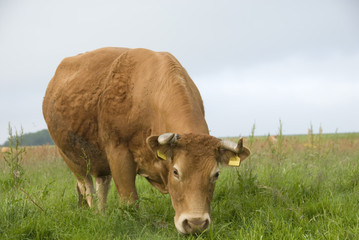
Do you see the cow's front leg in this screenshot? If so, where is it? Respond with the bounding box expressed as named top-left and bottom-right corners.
top-left (107, 143), bottom-right (138, 204)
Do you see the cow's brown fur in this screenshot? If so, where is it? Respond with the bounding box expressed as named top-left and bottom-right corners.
top-left (268, 135), bottom-right (278, 144)
top-left (1, 147), bottom-right (9, 153)
top-left (43, 47), bottom-right (250, 234)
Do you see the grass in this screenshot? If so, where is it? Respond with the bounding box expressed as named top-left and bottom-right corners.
top-left (1, 128), bottom-right (359, 239)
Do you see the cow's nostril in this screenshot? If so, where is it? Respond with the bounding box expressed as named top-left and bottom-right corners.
top-left (182, 217), bottom-right (210, 234)
top-left (202, 219), bottom-right (209, 229)
top-left (182, 219), bottom-right (191, 233)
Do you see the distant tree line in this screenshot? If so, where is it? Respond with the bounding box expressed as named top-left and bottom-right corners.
top-left (1, 129), bottom-right (54, 146)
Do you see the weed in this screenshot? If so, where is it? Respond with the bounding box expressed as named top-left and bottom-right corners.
top-left (267, 120), bottom-right (287, 165)
top-left (2, 124), bottom-right (45, 213)
top-left (3, 124), bottom-right (26, 187)
top-left (248, 122), bottom-right (256, 149)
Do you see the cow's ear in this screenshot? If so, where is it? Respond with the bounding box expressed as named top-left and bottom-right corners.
top-left (218, 138), bottom-right (251, 167)
top-left (146, 133), bottom-right (179, 161)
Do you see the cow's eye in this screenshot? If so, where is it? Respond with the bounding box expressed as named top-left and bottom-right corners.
top-left (213, 171), bottom-right (220, 181)
top-left (173, 168), bottom-right (179, 178)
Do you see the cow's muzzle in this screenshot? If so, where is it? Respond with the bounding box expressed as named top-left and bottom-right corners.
top-left (175, 213), bottom-right (211, 234)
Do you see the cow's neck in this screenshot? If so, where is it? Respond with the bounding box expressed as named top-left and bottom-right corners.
top-left (158, 110), bottom-right (209, 135)
top-left (152, 78), bottom-right (209, 135)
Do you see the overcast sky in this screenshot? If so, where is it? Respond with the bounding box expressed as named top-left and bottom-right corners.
top-left (0, 0), bottom-right (358, 144)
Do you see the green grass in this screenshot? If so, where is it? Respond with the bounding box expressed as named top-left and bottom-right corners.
top-left (1, 131), bottom-right (359, 239)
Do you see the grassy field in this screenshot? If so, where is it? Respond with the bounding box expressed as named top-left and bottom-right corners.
top-left (1, 130), bottom-right (359, 239)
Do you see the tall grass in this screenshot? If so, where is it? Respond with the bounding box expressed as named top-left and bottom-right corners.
top-left (1, 126), bottom-right (359, 239)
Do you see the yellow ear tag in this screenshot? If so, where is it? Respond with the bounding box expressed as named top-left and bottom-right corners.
top-left (228, 156), bottom-right (241, 167)
top-left (157, 150), bottom-right (167, 160)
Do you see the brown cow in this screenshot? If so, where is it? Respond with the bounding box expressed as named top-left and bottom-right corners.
top-left (268, 135), bottom-right (278, 144)
top-left (1, 147), bottom-right (9, 153)
top-left (42, 47), bottom-right (250, 234)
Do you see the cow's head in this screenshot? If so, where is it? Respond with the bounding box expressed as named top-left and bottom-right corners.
top-left (146, 133), bottom-right (250, 234)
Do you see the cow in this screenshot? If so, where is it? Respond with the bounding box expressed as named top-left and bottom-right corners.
top-left (268, 135), bottom-right (278, 144)
top-left (42, 47), bottom-right (251, 234)
top-left (1, 147), bottom-right (9, 153)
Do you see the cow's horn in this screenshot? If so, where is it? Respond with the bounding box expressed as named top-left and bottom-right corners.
top-left (158, 133), bottom-right (180, 145)
top-left (220, 138), bottom-right (244, 154)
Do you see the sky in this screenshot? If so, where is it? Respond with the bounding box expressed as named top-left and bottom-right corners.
top-left (0, 0), bottom-right (358, 144)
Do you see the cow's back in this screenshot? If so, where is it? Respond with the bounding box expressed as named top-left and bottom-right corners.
top-left (43, 47), bottom-right (129, 176)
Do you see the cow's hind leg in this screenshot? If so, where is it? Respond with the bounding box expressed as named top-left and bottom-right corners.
top-left (96, 175), bottom-right (112, 212)
top-left (76, 175), bottom-right (95, 208)
top-left (58, 149), bottom-right (96, 208)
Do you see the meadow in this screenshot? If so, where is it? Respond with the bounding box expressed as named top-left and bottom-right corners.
top-left (1, 128), bottom-right (359, 239)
